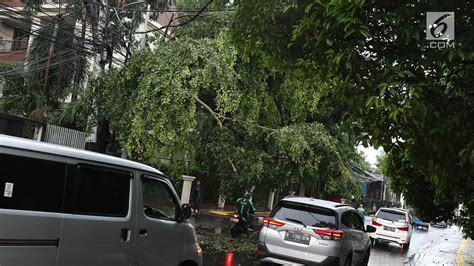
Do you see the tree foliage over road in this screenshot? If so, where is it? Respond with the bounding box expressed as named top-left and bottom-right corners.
top-left (79, 10), bottom-right (362, 200)
top-left (231, 0), bottom-right (473, 237)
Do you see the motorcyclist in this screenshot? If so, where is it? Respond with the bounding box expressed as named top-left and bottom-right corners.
top-left (236, 192), bottom-right (256, 227)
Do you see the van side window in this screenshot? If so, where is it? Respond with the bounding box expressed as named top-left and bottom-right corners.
top-left (0, 154), bottom-right (65, 213)
top-left (142, 177), bottom-right (178, 220)
top-left (65, 164), bottom-right (131, 217)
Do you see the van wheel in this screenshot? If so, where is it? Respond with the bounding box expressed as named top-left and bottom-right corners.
top-left (344, 254), bottom-right (352, 266)
top-left (231, 226), bottom-right (245, 238)
top-left (180, 260), bottom-right (197, 266)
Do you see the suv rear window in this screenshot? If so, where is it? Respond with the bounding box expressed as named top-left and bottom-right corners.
top-left (377, 209), bottom-right (406, 222)
top-left (272, 202), bottom-right (337, 229)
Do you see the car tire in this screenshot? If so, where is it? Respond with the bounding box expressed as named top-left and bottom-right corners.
top-left (231, 226), bottom-right (244, 238)
top-left (402, 241), bottom-right (410, 251)
top-left (344, 254), bottom-right (352, 266)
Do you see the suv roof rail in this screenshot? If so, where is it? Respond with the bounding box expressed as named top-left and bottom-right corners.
top-left (334, 204), bottom-right (352, 208)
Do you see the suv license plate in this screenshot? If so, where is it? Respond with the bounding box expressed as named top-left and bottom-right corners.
top-left (384, 226), bottom-right (395, 232)
top-left (284, 231), bottom-right (310, 245)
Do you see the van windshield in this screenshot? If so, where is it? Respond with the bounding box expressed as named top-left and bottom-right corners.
top-left (272, 202), bottom-right (337, 229)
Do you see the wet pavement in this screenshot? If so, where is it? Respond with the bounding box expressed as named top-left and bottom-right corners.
top-left (192, 213), bottom-right (469, 265)
top-left (369, 224), bottom-right (464, 265)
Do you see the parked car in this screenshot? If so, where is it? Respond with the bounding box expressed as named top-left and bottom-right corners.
top-left (369, 207), bottom-right (413, 250)
top-left (257, 196), bottom-right (376, 266)
top-left (412, 216), bottom-right (430, 230)
top-left (432, 216), bottom-right (452, 228)
top-left (0, 134), bottom-right (201, 266)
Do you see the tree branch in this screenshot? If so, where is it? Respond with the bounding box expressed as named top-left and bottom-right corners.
top-left (195, 96), bottom-right (223, 127)
top-left (135, 0), bottom-right (214, 34)
top-left (195, 96), bottom-right (236, 172)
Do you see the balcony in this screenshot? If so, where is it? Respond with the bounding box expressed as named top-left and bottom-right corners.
top-left (0, 38), bottom-right (28, 62)
top-left (0, 0), bottom-right (25, 8)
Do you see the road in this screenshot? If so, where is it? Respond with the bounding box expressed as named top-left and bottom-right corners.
top-left (368, 224), bottom-right (464, 265)
top-left (193, 214), bottom-right (468, 265)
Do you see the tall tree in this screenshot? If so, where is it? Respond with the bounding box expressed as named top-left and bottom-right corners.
top-left (79, 10), bottom-right (362, 199)
top-left (232, 0), bottom-right (474, 237)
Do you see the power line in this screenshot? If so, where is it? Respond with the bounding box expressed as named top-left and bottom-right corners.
top-left (0, 48), bottom-right (80, 77)
top-left (0, 8), bottom-right (98, 56)
top-left (0, 8), bottom-right (126, 66)
top-left (1, 64), bottom-right (77, 93)
top-left (134, 0), bottom-right (215, 34)
top-left (1, 6), bottom-right (101, 50)
top-left (0, 3), bottom-right (125, 57)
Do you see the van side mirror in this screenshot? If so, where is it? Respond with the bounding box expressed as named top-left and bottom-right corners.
top-left (180, 203), bottom-right (192, 221)
top-left (366, 225), bottom-right (377, 233)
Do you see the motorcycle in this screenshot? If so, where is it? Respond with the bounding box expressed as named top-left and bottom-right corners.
top-left (230, 212), bottom-right (253, 238)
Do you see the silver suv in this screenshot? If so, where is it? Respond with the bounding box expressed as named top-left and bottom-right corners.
top-left (257, 197), bottom-right (376, 265)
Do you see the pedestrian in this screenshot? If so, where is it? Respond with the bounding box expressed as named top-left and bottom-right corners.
top-left (191, 180), bottom-right (204, 214)
top-left (357, 204), bottom-right (366, 220)
top-left (372, 203), bottom-right (377, 212)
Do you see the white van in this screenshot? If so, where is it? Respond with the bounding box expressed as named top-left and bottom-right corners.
top-left (0, 134), bottom-right (202, 266)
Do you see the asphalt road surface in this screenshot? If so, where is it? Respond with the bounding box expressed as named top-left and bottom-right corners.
top-left (365, 217), bottom-right (462, 265)
top-left (368, 224), bottom-right (465, 265)
top-left (194, 214), bottom-right (467, 265)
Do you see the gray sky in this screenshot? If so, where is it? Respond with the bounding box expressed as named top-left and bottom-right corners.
top-left (357, 145), bottom-right (385, 168)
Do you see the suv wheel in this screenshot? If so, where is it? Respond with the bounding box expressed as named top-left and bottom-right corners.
top-left (362, 248), bottom-right (370, 266)
top-left (403, 241), bottom-right (410, 251)
top-left (344, 254), bottom-right (352, 266)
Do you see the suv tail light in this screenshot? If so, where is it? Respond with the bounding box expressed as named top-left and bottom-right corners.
top-left (398, 226), bottom-right (409, 231)
top-left (263, 217), bottom-right (285, 228)
top-left (256, 248), bottom-right (266, 254)
top-left (372, 219), bottom-right (382, 226)
top-left (314, 229), bottom-right (344, 240)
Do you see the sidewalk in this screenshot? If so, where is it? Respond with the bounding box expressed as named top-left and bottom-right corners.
top-left (463, 238), bottom-right (474, 266)
top-left (201, 209), bottom-right (270, 218)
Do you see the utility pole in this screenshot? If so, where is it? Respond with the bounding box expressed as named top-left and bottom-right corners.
top-left (43, 20), bottom-right (59, 107)
top-left (72, 6), bottom-right (87, 102)
top-left (93, 0), bottom-right (108, 74)
top-left (139, 3), bottom-right (150, 49)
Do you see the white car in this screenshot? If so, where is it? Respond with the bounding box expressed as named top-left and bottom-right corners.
top-left (369, 207), bottom-right (413, 250)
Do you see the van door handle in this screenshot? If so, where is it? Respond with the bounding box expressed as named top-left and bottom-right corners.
top-left (139, 229), bottom-right (148, 236)
top-left (120, 228), bottom-right (131, 242)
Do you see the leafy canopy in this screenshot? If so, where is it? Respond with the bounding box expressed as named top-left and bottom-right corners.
top-left (232, 0), bottom-right (473, 237)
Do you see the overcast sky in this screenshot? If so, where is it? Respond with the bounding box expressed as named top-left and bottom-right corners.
top-left (357, 145), bottom-right (385, 168)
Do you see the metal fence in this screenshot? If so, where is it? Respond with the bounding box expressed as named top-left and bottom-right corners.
top-left (44, 124), bottom-right (86, 149)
